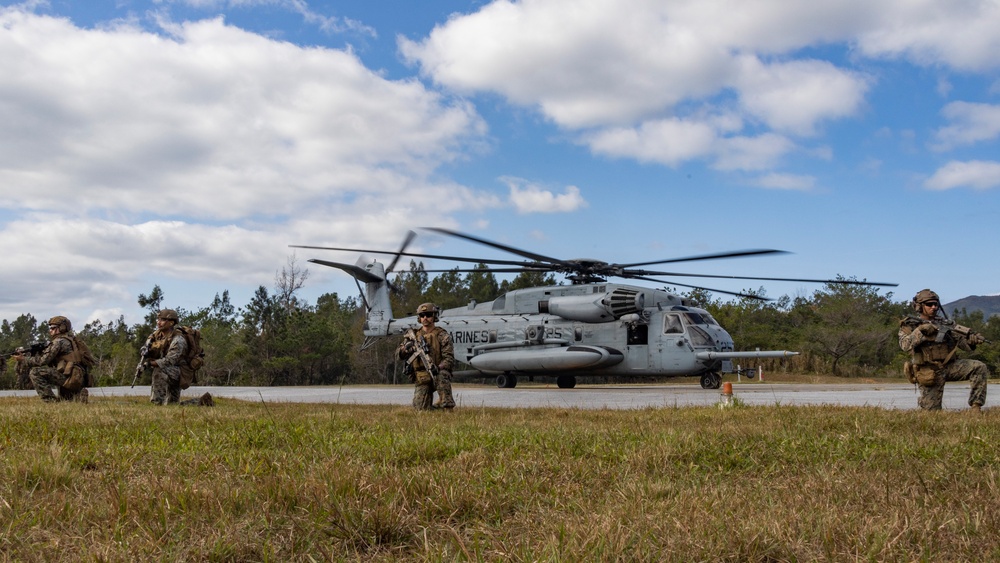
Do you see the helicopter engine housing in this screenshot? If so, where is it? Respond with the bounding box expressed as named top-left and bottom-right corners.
top-left (539, 288), bottom-right (644, 323)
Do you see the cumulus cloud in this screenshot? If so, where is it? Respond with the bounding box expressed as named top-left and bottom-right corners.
top-left (734, 57), bottom-right (869, 136)
top-left (0, 12), bottom-right (484, 219)
top-left (583, 118), bottom-right (718, 166)
top-left (931, 102), bottom-right (1000, 151)
top-left (0, 7), bottom-right (490, 322)
top-left (503, 177), bottom-right (588, 214)
top-left (401, 0), bottom-right (999, 169)
top-left (924, 160), bottom-right (1000, 191)
top-left (854, 0), bottom-right (1000, 71)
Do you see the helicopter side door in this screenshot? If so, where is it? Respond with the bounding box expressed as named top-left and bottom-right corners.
top-left (649, 312), bottom-right (695, 374)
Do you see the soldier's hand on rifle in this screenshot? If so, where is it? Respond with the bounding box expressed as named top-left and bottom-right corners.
top-left (918, 323), bottom-right (938, 336)
top-left (402, 340), bottom-right (416, 354)
top-left (969, 333), bottom-right (987, 345)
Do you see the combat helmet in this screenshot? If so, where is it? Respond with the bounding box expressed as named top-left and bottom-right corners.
top-left (157, 309), bottom-right (180, 322)
top-left (911, 289), bottom-right (940, 312)
top-left (48, 315), bottom-right (72, 333)
top-left (416, 302), bottom-right (439, 321)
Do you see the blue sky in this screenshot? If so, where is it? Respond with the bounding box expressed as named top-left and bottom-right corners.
top-left (1, 0), bottom-right (999, 327)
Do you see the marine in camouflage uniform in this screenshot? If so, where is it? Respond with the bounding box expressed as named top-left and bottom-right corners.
top-left (396, 302), bottom-right (455, 410)
top-left (147, 309), bottom-right (188, 405)
top-left (17, 316), bottom-right (88, 403)
top-left (898, 289), bottom-right (988, 411)
top-left (15, 356), bottom-right (32, 390)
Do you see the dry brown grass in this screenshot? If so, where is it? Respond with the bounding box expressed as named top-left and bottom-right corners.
top-left (1, 395), bottom-right (998, 561)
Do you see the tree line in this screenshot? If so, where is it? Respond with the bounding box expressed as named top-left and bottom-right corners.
top-left (3, 258), bottom-right (999, 389)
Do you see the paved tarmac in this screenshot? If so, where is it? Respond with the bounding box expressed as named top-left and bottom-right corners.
top-left (2, 381), bottom-right (988, 410)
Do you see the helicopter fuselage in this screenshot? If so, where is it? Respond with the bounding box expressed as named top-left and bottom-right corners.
top-left (382, 282), bottom-right (793, 388)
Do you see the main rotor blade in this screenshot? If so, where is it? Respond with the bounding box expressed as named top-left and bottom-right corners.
top-left (290, 244), bottom-right (543, 268)
top-left (629, 275), bottom-right (772, 301)
top-left (422, 227), bottom-right (573, 267)
top-left (624, 269), bottom-right (898, 287)
top-left (618, 249), bottom-right (789, 268)
top-left (416, 267), bottom-right (554, 275)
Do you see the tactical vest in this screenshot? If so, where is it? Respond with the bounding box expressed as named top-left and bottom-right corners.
top-left (148, 328), bottom-right (176, 360)
top-left (901, 321), bottom-right (957, 367)
top-left (422, 329), bottom-right (443, 367)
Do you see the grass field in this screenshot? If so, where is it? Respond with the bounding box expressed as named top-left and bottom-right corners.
top-left (1, 394), bottom-right (997, 561)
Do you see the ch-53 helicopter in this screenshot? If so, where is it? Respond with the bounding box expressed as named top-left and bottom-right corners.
top-left (292, 228), bottom-right (896, 390)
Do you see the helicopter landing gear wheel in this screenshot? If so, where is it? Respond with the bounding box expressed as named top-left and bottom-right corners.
top-left (556, 375), bottom-right (577, 389)
top-left (700, 372), bottom-right (722, 390)
top-left (496, 373), bottom-right (518, 388)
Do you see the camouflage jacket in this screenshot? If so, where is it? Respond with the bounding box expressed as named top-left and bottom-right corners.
top-left (148, 328), bottom-right (187, 370)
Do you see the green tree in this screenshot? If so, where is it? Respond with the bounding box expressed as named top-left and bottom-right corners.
top-left (424, 268), bottom-right (467, 309)
top-left (77, 316), bottom-right (135, 386)
top-left (137, 285), bottom-right (164, 328)
top-left (466, 263), bottom-right (500, 304)
top-left (800, 279), bottom-right (898, 376)
top-left (499, 271), bottom-right (558, 293)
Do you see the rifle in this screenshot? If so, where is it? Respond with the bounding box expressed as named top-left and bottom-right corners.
top-left (1, 341), bottom-right (47, 362)
top-left (403, 329), bottom-right (439, 387)
top-left (131, 338), bottom-right (152, 387)
top-left (906, 316), bottom-right (992, 345)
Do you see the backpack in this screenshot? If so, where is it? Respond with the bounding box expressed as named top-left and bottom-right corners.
top-left (61, 335), bottom-right (98, 391)
top-left (176, 326), bottom-right (205, 389)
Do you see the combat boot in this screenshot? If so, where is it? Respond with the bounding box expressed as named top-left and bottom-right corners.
top-left (199, 392), bottom-right (214, 407)
top-left (76, 388), bottom-right (89, 404)
top-left (970, 404), bottom-right (982, 414)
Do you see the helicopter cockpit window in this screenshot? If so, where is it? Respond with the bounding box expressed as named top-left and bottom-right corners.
top-left (687, 326), bottom-right (714, 347)
top-left (682, 312), bottom-right (706, 325)
top-left (664, 314), bottom-right (683, 334)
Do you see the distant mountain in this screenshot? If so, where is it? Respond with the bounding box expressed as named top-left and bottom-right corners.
top-left (943, 295), bottom-right (1000, 319)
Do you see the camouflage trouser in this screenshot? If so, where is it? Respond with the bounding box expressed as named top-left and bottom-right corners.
top-left (412, 378), bottom-right (434, 410)
top-left (918, 358), bottom-right (989, 410)
top-left (150, 366), bottom-right (181, 405)
top-left (434, 370), bottom-right (455, 409)
top-left (29, 366), bottom-right (77, 402)
top-left (16, 360), bottom-right (32, 390)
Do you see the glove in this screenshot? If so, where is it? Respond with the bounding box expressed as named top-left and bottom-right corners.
top-left (969, 333), bottom-right (986, 345)
top-left (918, 323), bottom-right (938, 336)
top-left (402, 341), bottom-right (416, 354)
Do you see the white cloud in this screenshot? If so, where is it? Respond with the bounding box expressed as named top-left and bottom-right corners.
top-left (401, 0), bottom-right (999, 170)
top-left (855, 0), bottom-right (1000, 71)
top-left (583, 118), bottom-right (718, 166)
top-left (0, 12), bottom-right (486, 219)
top-left (503, 178), bottom-right (588, 214)
top-left (713, 133), bottom-right (796, 172)
top-left (924, 160), bottom-right (1000, 191)
top-left (931, 102), bottom-right (1000, 151)
top-left (734, 57), bottom-right (869, 136)
top-left (0, 8), bottom-right (492, 323)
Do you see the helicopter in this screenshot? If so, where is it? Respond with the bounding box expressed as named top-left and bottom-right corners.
top-left (291, 228), bottom-right (897, 390)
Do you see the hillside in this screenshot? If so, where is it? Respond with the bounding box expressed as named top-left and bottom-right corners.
top-left (943, 294), bottom-right (1000, 319)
